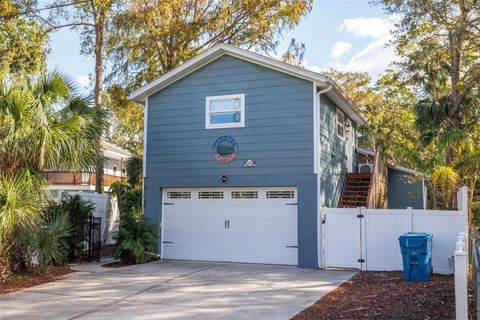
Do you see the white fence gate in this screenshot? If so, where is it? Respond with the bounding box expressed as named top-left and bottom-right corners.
top-left (320, 187), bottom-right (468, 274)
top-left (322, 207), bottom-right (364, 269)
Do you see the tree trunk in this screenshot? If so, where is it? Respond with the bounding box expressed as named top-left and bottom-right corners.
top-left (445, 17), bottom-right (466, 167)
top-left (94, 9), bottom-right (105, 194)
top-left (115, 183), bottom-right (125, 218)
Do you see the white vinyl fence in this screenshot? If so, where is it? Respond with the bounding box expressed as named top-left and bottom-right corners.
top-left (455, 232), bottom-right (468, 320)
top-left (320, 187), bottom-right (468, 274)
top-left (65, 191), bottom-right (119, 245)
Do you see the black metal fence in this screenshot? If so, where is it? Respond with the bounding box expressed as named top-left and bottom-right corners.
top-left (87, 216), bottom-right (102, 262)
top-left (471, 227), bottom-right (480, 319)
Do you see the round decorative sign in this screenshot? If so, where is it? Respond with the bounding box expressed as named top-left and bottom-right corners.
top-left (213, 136), bottom-right (238, 164)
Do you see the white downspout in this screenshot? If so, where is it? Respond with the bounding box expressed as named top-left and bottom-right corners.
top-left (316, 85), bottom-right (333, 176)
top-left (317, 85), bottom-right (333, 98)
top-left (316, 85), bottom-right (332, 269)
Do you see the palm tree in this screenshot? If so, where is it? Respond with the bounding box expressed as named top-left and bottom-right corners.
top-left (0, 71), bottom-right (105, 281)
top-left (0, 71), bottom-right (104, 174)
top-left (414, 91), bottom-right (480, 210)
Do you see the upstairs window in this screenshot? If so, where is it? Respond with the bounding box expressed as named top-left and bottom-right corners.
top-left (206, 94), bottom-right (245, 129)
top-left (337, 108), bottom-right (345, 140)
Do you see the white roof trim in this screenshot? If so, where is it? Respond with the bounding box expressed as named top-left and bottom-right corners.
top-left (389, 164), bottom-right (426, 177)
top-left (129, 44), bottom-right (367, 125)
top-left (323, 85), bottom-right (367, 125)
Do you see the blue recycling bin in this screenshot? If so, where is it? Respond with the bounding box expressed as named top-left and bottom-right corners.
top-left (398, 232), bottom-right (433, 282)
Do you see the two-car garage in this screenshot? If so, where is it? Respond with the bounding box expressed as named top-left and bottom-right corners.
top-left (162, 188), bottom-right (298, 265)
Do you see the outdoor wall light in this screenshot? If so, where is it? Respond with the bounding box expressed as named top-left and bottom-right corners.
top-left (220, 175), bottom-right (228, 183)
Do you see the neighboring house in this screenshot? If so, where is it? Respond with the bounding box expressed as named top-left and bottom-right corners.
top-left (130, 44), bottom-right (413, 269)
top-left (44, 141), bottom-right (131, 200)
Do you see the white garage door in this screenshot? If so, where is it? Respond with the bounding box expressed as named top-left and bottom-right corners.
top-left (162, 188), bottom-right (298, 265)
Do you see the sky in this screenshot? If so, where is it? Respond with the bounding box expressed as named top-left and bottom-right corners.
top-left (46, 0), bottom-right (397, 93)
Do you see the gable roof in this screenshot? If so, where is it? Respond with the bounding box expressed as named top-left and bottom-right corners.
top-left (129, 44), bottom-right (367, 125)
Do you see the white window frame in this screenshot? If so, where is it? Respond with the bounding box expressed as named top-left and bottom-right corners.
top-left (336, 108), bottom-right (346, 140)
top-left (205, 94), bottom-right (245, 129)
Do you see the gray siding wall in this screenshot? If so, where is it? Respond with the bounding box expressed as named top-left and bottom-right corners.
top-left (318, 96), bottom-right (356, 207)
top-left (144, 55), bottom-right (318, 268)
top-left (387, 168), bottom-right (424, 209)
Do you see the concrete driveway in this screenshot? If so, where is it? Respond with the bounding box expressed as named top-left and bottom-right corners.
top-left (0, 260), bottom-right (355, 320)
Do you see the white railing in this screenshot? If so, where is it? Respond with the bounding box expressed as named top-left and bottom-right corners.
top-left (320, 187), bottom-right (468, 274)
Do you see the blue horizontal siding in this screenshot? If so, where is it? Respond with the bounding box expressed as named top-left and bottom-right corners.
top-left (147, 115), bottom-right (313, 130)
top-left (148, 140), bottom-right (313, 155)
top-left (148, 104), bottom-right (313, 122)
top-left (146, 55), bottom-right (314, 178)
top-left (148, 157), bottom-right (313, 169)
top-left (147, 149), bottom-right (313, 162)
top-left (318, 95), bottom-right (356, 207)
top-left (144, 54), bottom-right (318, 268)
top-left (148, 122), bottom-right (313, 135)
top-left (148, 131), bottom-right (313, 143)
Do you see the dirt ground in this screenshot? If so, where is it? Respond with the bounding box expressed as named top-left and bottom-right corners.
top-left (0, 266), bottom-right (72, 295)
top-left (293, 271), bottom-right (455, 320)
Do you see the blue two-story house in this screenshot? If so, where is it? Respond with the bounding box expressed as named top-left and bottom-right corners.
top-left (130, 44), bottom-right (422, 269)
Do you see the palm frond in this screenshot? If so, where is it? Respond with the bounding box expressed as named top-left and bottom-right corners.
top-left (437, 128), bottom-right (471, 152)
top-left (0, 170), bottom-right (46, 239)
top-left (27, 212), bottom-right (71, 273)
top-left (431, 165), bottom-right (459, 206)
top-left (0, 71), bottom-right (103, 172)
top-left (414, 96), bottom-right (451, 133)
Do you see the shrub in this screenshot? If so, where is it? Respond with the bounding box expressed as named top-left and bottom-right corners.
top-left (126, 157), bottom-right (143, 187)
top-left (7, 227), bottom-right (31, 273)
top-left (60, 194), bottom-right (95, 259)
top-left (113, 213), bottom-right (156, 264)
top-left (121, 187), bottom-right (142, 214)
top-left (110, 181), bottom-right (142, 216)
top-left (27, 212), bottom-right (71, 273)
top-left (0, 170), bottom-right (46, 281)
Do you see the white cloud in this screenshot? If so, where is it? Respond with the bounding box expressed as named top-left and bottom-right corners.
top-left (340, 17), bottom-right (394, 39)
top-left (344, 35), bottom-right (396, 77)
top-left (76, 74), bottom-right (90, 88)
top-left (305, 63), bottom-right (323, 74)
top-left (331, 16), bottom-right (398, 78)
top-left (331, 41), bottom-right (351, 59)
